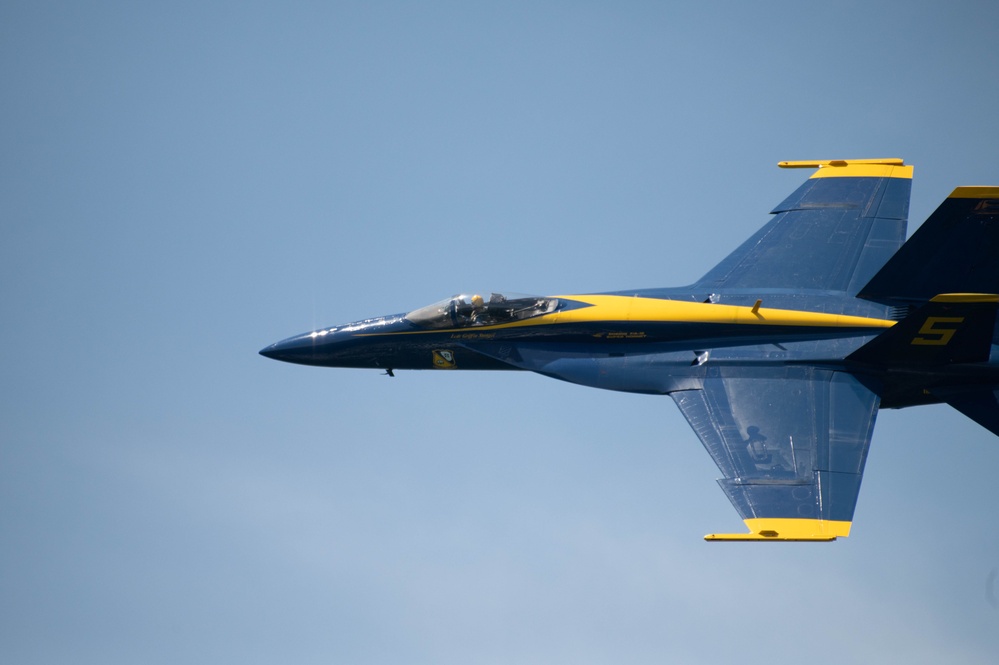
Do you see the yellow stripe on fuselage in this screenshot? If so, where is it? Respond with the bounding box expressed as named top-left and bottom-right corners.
top-left (544, 295), bottom-right (895, 330)
top-left (367, 295), bottom-right (894, 337)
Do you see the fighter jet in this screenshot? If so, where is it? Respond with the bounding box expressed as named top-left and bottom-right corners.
top-left (261, 159), bottom-right (999, 541)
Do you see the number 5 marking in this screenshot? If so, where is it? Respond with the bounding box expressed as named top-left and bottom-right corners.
top-left (911, 316), bottom-right (964, 346)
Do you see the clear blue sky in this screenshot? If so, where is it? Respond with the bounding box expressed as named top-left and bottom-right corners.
top-left (3, 2), bottom-right (999, 663)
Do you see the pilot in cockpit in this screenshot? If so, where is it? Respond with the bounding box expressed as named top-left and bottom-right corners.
top-left (469, 294), bottom-right (486, 323)
top-left (452, 294), bottom-right (487, 326)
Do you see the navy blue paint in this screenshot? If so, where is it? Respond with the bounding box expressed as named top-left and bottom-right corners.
top-left (859, 193), bottom-right (999, 304)
top-left (261, 172), bottom-right (999, 529)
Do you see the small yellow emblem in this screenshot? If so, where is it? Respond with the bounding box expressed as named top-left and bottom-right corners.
top-left (432, 349), bottom-right (456, 369)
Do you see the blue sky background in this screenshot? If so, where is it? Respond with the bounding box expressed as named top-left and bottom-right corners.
top-left (3, 1), bottom-right (999, 663)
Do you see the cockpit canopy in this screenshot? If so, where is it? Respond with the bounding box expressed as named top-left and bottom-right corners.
top-left (405, 292), bottom-right (560, 329)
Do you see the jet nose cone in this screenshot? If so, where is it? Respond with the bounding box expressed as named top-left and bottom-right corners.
top-left (258, 333), bottom-right (321, 365)
top-left (258, 343), bottom-right (282, 360)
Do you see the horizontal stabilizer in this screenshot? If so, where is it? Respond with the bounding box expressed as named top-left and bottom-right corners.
top-left (847, 294), bottom-right (999, 366)
top-left (934, 386), bottom-right (999, 437)
top-left (859, 187), bottom-right (999, 305)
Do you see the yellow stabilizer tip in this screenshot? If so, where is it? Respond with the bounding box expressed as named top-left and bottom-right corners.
top-left (950, 186), bottom-right (999, 199)
top-left (704, 518), bottom-right (851, 542)
top-left (930, 293), bottom-right (999, 303)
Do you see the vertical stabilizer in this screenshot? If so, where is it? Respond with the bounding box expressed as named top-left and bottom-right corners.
top-left (858, 187), bottom-right (999, 305)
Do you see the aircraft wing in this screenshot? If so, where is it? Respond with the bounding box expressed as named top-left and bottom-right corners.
top-left (669, 369), bottom-right (880, 541)
top-left (694, 160), bottom-right (912, 295)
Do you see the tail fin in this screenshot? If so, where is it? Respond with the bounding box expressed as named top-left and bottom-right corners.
top-left (847, 294), bottom-right (999, 366)
top-left (694, 159), bottom-right (912, 294)
top-left (858, 187), bottom-right (999, 305)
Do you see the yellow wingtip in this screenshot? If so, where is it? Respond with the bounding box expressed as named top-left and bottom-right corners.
top-left (704, 533), bottom-right (838, 542)
top-left (778, 158), bottom-right (904, 168)
top-left (778, 159), bottom-right (911, 180)
top-left (704, 518), bottom-right (851, 542)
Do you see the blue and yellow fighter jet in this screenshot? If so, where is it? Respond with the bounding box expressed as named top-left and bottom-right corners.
top-left (261, 159), bottom-right (999, 541)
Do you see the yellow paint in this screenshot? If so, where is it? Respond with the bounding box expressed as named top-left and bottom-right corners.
top-left (544, 295), bottom-right (895, 330)
top-left (949, 186), bottom-right (999, 199)
top-left (370, 295), bottom-right (896, 337)
top-left (930, 293), bottom-right (999, 303)
top-left (778, 158), bottom-right (911, 180)
top-left (811, 163), bottom-right (912, 180)
top-left (432, 350), bottom-right (456, 368)
top-left (779, 158), bottom-right (904, 168)
top-left (705, 518), bottom-right (852, 542)
top-left (911, 316), bottom-right (964, 346)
